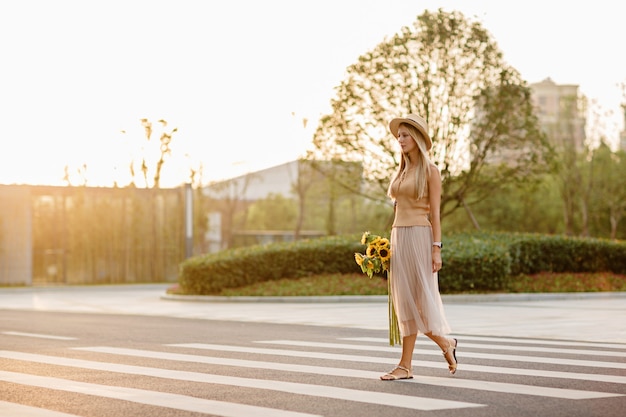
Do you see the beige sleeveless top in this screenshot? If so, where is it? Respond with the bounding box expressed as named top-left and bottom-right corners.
top-left (390, 167), bottom-right (431, 227)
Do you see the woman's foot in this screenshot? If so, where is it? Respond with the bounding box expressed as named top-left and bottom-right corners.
top-left (442, 338), bottom-right (458, 374)
top-left (380, 365), bottom-right (413, 380)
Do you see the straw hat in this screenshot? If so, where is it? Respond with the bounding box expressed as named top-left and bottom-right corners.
top-left (389, 114), bottom-right (432, 150)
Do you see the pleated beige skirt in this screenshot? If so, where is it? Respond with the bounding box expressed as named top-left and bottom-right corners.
top-left (389, 226), bottom-right (452, 337)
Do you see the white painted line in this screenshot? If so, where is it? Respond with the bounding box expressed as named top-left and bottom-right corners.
top-left (2, 331), bottom-right (77, 341)
top-left (0, 370), bottom-right (319, 417)
top-left (343, 336), bottom-right (626, 350)
top-left (169, 343), bottom-right (626, 385)
top-left (258, 340), bottom-right (626, 369)
top-left (0, 400), bottom-right (82, 417)
top-left (0, 351), bottom-right (482, 411)
top-left (74, 346), bottom-right (622, 400)
top-left (341, 337), bottom-right (626, 357)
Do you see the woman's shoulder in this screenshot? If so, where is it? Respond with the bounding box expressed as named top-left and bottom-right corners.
top-left (428, 162), bottom-right (440, 174)
top-left (427, 163), bottom-right (441, 182)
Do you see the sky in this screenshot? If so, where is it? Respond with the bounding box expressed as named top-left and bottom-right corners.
top-left (1, 0), bottom-right (624, 187)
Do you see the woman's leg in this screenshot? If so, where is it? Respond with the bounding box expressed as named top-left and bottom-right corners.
top-left (426, 332), bottom-right (457, 374)
top-left (380, 333), bottom-right (417, 380)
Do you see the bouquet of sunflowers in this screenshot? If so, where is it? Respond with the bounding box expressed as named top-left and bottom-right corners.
top-left (355, 231), bottom-right (401, 346)
top-left (354, 231), bottom-right (391, 278)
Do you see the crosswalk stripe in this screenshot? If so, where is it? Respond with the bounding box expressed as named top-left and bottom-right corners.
top-left (1, 331), bottom-right (77, 341)
top-left (258, 340), bottom-right (626, 369)
top-left (0, 400), bottom-right (82, 417)
top-left (0, 351), bottom-right (482, 411)
top-left (169, 343), bottom-right (626, 385)
top-left (0, 370), bottom-right (319, 417)
top-left (72, 346), bottom-right (622, 400)
top-left (424, 339), bottom-right (626, 357)
top-left (342, 337), bottom-right (626, 357)
top-left (343, 336), bottom-right (626, 351)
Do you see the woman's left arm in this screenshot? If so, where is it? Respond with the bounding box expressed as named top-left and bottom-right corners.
top-left (428, 164), bottom-right (442, 273)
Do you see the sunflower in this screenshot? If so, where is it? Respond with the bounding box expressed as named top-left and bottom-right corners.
top-left (354, 232), bottom-right (391, 279)
top-left (353, 231), bottom-right (398, 346)
top-left (377, 237), bottom-right (390, 249)
top-left (378, 246), bottom-right (390, 262)
top-left (354, 253), bottom-right (364, 266)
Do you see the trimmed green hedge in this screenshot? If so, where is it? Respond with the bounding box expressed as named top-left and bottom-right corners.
top-left (507, 234), bottom-right (626, 275)
top-left (437, 233), bottom-right (511, 292)
top-left (177, 232), bottom-right (626, 295)
top-left (178, 235), bottom-right (364, 295)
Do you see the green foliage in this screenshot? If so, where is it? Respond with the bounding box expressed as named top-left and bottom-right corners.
top-left (508, 233), bottom-right (626, 275)
top-left (308, 8), bottom-right (552, 219)
top-left (437, 233), bottom-right (511, 292)
top-left (444, 173), bottom-right (564, 235)
top-left (218, 273), bottom-right (389, 297)
top-left (178, 231), bottom-right (626, 295)
top-left (587, 146), bottom-right (626, 239)
top-left (243, 193), bottom-right (298, 230)
top-left (508, 272), bottom-right (626, 293)
top-left (178, 234), bottom-right (364, 295)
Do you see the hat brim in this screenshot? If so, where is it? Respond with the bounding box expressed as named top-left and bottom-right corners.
top-left (389, 117), bottom-right (432, 150)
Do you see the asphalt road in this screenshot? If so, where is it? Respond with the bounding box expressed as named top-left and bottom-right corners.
top-left (1, 310), bottom-right (624, 417)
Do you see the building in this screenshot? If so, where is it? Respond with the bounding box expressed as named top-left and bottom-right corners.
top-left (203, 160), bottom-right (301, 203)
top-left (201, 161), bottom-right (303, 252)
top-left (530, 77), bottom-right (586, 152)
top-left (201, 159), bottom-right (363, 251)
top-left (480, 77), bottom-right (587, 166)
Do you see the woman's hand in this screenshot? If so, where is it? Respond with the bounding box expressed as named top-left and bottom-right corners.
top-left (432, 248), bottom-right (442, 273)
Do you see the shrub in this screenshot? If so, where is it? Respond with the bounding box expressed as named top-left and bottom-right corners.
top-left (438, 233), bottom-right (511, 292)
top-left (177, 232), bottom-right (626, 295)
top-left (178, 234), bottom-right (364, 295)
top-left (507, 234), bottom-right (626, 275)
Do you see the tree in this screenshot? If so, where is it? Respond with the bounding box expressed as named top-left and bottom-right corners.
top-left (138, 118), bottom-right (178, 189)
top-left (245, 193), bottom-right (297, 230)
top-left (291, 159), bottom-right (325, 239)
top-left (589, 145), bottom-right (626, 239)
top-left (549, 95), bottom-right (585, 235)
top-left (204, 173), bottom-right (257, 249)
top-left (308, 9), bottom-right (552, 222)
top-left (121, 118), bottom-right (178, 188)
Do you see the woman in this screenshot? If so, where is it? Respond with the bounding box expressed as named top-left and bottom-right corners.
top-left (380, 113), bottom-right (457, 380)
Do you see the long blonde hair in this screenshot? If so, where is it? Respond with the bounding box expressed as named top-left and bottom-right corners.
top-left (387, 123), bottom-right (432, 200)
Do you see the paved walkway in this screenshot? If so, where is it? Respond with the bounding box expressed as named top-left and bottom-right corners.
top-left (1, 284), bottom-right (625, 344)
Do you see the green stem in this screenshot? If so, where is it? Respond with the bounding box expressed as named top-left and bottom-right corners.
top-left (387, 275), bottom-right (401, 346)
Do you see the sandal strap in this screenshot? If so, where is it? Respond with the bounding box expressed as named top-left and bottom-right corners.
top-left (442, 339), bottom-right (457, 355)
top-left (442, 346), bottom-right (455, 355)
top-left (395, 365), bottom-right (411, 373)
top-left (387, 365), bottom-right (412, 377)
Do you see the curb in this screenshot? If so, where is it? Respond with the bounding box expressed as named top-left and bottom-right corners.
top-left (161, 294), bottom-right (389, 303)
top-left (161, 291), bottom-right (626, 304)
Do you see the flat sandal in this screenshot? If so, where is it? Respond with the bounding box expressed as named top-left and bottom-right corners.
top-left (380, 365), bottom-right (413, 380)
top-left (442, 338), bottom-right (458, 374)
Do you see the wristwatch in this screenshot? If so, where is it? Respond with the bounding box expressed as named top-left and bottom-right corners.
top-left (432, 242), bottom-right (443, 249)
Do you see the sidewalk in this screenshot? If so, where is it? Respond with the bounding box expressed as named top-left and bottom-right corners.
top-left (1, 284), bottom-right (625, 344)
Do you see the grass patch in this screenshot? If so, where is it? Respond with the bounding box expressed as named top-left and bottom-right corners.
top-left (506, 272), bottom-right (626, 293)
top-left (218, 273), bottom-right (388, 296)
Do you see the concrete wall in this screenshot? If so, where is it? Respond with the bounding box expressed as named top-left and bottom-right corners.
top-left (0, 185), bottom-right (32, 285)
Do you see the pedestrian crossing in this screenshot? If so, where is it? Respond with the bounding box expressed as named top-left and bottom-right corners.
top-left (0, 335), bottom-right (624, 416)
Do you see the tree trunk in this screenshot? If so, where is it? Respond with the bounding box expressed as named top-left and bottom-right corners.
top-left (461, 198), bottom-right (481, 231)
